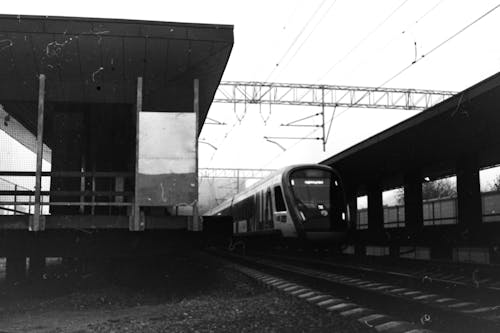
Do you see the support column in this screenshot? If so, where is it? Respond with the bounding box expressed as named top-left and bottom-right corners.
top-left (367, 182), bottom-right (384, 237)
top-left (6, 256), bottom-right (26, 284)
top-left (192, 78), bottom-right (200, 231)
top-left (456, 153), bottom-right (482, 237)
top-left (32, 74), bottom-right (46, 232)
top-left (321, 86), bottom-right (326, 152)
top-left (404, 170), bottom-right (423, 241)
top-left (347, 192), bottom-right (357, 230)
top-left (28, 256), bottom-right (46, 280)
top-left (345, 186), bottom-right (364, 256)
top-left (131, 77), bottom-right (144, 231)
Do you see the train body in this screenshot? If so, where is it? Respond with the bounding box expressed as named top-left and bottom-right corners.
top-left (205, 164), bottom-right (349, 242)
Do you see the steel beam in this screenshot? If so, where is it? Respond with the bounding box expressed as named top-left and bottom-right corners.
top-left (215, 81), bottom-right (455, 110)
top-left (199, 168), bottom-right (275, 179)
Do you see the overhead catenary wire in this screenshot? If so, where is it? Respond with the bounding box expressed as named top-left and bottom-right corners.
top-left (271, 0), bottom-right (339, 81)
top-left (259, 0), bottom-right (411, 167)
top-left (264, 0), bottom-right (412, 161)
top-left (265, 0), bottom-right (328, 82)
top-left (210, 0), bottom-right (330, 166)
top-left (216, 0), bottom-right (412, 168)
top-left (336, 0), bottom-right (446, 87)
top-left (379, 2), bottom-right (500, 89)
top-left (249, 1), bottom-right (302, 81)
top-left (316, 0), bottom-right (411, 83)
top-left (260, 128), bottom-right (319, 168)
top-left (331, 2), bottom-right (500, 122)
top-left (324, 0), bottom-right (445, 142)
top-left (258, 0), bottom-right (412, 167)
top-left (259, 2), bottom-right (500, 168)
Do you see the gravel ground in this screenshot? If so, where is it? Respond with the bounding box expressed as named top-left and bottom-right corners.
top-left (0, 252), bottom-right (372, 332)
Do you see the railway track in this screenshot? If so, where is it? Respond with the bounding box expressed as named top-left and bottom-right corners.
top-left (209, 249), bottom-right (500, 333)
top-left (254, 250), bottom-right (500, 304)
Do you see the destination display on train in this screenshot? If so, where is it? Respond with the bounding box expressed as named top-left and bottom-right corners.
top-left (292, 178), bottom-right (330, 186)
top-left (304, 179), bottom-right (325, 185)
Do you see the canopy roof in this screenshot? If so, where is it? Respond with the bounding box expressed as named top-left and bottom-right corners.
top-left (322, 72), bottom-right (500, 191)
top-left (0, 14), bottom-right (234, 134)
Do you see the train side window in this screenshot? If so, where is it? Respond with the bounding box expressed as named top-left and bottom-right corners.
top-left (274, 186), bottom-right (286, 212)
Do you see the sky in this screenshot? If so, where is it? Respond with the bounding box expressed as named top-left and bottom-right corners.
top-left (1, 0), bottom-right (500, 171)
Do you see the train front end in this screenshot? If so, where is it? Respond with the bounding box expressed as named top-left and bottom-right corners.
top-left (285, 165), bottom-right (348, 242)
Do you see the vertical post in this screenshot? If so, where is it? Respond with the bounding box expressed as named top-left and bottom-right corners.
top-left (33, 74), bottom-right (45, 231)
top-left (79, 155), bottom-right (85, 214)
top-left (321, 86), bottom-right (326, 152)
top-left (367, 182), bottom-right (384, 236)
top-left (456, 153), bottom-right (481, 234)
top-left (13, 185), bottom-right (17, 215)
top-left (236, 169), bottom-right (240, 193)
top-left (131, 77), bottom-right (143, 231)
top-left (404, 170), bottom-right (423, 239)
top-left (91, 171), bottom-right (96, 215)
top-left (193, 78), bottom-right (200, 231)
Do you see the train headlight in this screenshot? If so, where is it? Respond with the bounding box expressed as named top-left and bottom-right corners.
top-left (342, 212), bottom-right (346, 220)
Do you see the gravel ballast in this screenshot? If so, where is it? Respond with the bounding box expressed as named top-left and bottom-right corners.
top-left (0, 252), bottom-right (372, 332)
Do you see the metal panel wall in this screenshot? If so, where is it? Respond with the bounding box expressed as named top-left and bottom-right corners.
top-left (137, 112), bottom-right (196, 206)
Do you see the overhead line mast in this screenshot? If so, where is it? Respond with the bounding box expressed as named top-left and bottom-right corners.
top-left (213, 81), bottom-right (456, 151)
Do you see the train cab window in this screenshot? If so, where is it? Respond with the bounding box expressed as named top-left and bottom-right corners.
top-left (289, 168), bottom-right (345, 222)
top-left (274, 186), bottom-right (286, 212)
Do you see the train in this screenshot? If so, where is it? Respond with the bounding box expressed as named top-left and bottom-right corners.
top-left (204, 164), bottom-right (349, 243)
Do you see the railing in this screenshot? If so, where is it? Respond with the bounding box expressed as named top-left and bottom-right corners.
top-left (423, 197), bottom-right (457, 226)
top-left (357, 208), bottom-right (368, 230)
top-left (0, 171), bottom-right (133, 215)
top-left (482, 191), bottom-right (500, 223)
top-left (353, 192), bottom-right (500, 229)
top-left (383, 205), bottom-right (405, 228)
top-left (0, 177), bottom-right (33, 215)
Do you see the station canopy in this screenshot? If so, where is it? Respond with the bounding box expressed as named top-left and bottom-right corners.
top-left (0, 14), bottom-right (234, 135)
top-left (322, 71), bottom-right (500, 190)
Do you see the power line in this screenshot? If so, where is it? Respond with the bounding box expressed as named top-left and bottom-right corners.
top-left (260, 2), bottom-right (500, 168)
top-left (316, 0), bottom-right (411, 83)
top-left (379, 3), bottom-right (500, 88)
top-left (265, 0), bottom-right (328, 82)
top-left (324, 0), bottom-right (445, 141)
top-left (321, 1), bottom-right (500, 145)
top-left (260, 128), bottom-right (319, 168)
top-left (272, 0), bottom-right (339, 81)
top-left (249, 1), bottom-right (302, 81)
top-left (338, 0), bottom-right (446, 86)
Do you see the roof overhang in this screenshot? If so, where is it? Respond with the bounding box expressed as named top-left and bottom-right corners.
top-left (0, 14), bottom-right (234, 134)
top-left (321, 71), bottom-right (500, 191)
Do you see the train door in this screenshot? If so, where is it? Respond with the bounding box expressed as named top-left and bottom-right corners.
top-left (264, 188), bottom-right (273, 229)
top-left (272, 185), bottom-right (296, 237)
top-left (273, 185), bottom-right (287, 223)
top-left (254, 192), bottom-right (261, 230)
top-left (258, 190), bottom-right (265, 230)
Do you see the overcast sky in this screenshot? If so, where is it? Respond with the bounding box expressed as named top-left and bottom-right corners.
top-left (1, 0), bottom-right (500, 170)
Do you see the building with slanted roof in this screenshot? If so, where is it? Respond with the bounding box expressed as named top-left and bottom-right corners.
top-left (0, 14), bottom-right (233, 280)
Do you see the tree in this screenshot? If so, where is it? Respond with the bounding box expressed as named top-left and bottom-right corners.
top-left (422, 178), bottom-right (456, 200)
top-left (395, 178), bottom-right (456, 205)
top-left (422, 178), bottom-right (457, 200)
top-left (491, 174), bottom-right (500, 192)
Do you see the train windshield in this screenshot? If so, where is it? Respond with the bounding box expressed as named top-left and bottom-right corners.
top-left (289, 168), bottom-right (345, 229)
